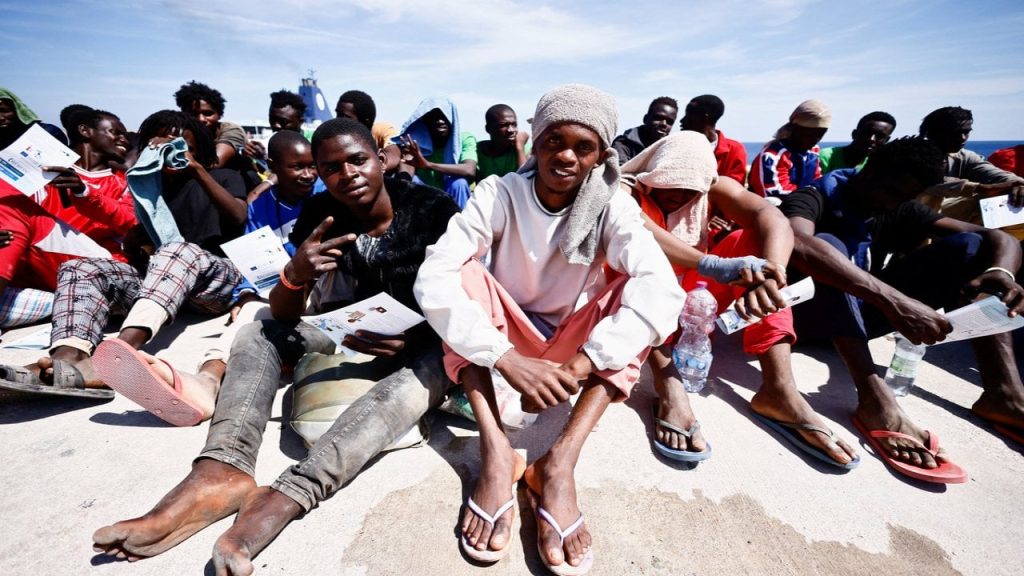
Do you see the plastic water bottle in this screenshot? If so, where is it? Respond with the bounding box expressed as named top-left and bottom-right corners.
top-left (884, 336), bottom-right (927, 397)
top-left (672, 281), bottom-right (718, 393)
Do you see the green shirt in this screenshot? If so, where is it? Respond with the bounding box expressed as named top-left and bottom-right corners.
top-left (418, 132), bottom-right (478, 190)
top-left (819, 146), bottom-right (867, 174)
top-left (475, 140), bottom-right (530, 182)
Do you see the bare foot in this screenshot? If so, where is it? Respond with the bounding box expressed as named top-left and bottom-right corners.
top-left (854, 387), bottom-right (946, 469)
top-left (211, 487), bottom-right (303, 576)
top-left (650, 345), bottom-right (707, 453)
top-left (38, 349), bottom-right (106, 389)
top-left (524, 456), bottom-right (592, 570)
top-left (139, 351), bottom-right (219, 419)
top-left (92, 459), bottom-right (256, 560)
top-left (751, 387), bottom-right (856, 465)
top-left (971, 386), bottom-right (1024, 434)
top-left (462, 443), bottom-right (527, 556)
top-left (655, 382), bottom-right (708, 453)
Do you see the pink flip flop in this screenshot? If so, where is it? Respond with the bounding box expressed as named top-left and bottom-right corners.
top-left (92, 339), bottom-right (205, 427)
top-left (852, 416), bottom-right (967, 484)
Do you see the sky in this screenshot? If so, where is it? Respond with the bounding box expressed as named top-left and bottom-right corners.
top-left (3, 0), bottom-right (1024, 142)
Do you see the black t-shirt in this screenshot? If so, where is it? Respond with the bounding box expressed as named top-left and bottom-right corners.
top-left (290, 177), bottom-right (459, 314)
top-left (781, 184), bottom-right (942, 270)
top-left (164, 168), bottom-right (247, 254)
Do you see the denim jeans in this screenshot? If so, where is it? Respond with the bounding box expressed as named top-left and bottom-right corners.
top-left (198, 318), bottom-right (451, 512)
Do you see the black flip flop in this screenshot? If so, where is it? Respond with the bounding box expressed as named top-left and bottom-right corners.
top-left (0, 361), bottom-right (113, 400)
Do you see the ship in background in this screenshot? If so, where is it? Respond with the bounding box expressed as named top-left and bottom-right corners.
top-left (241, 71), bottom-right (332, 142)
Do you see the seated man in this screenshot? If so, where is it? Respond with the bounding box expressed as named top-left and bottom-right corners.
top-left (0, 111), bottom-right (247, 403)
top-left (175, 81), bottom-right (258, 190)
top-left (397, 97), bottom-right (477, 207)
top-left (918, 106), bottom-right (1024, 226)
top-left (0, 87), bottom-right (67, 148)
top-left (94, 130), bottom-right (324, 422)
top-left (680, 94), bottom-right (748, 242)
top-left (818, 111), bottom-right (896, 173)
top-left (0, 106), bottom-right (133, 331)
top-left (781, 136), bottom-right (1024, 483)
top-left (334, 90), bottom-right (399, 152)
top-left (241, 89), bottom-right (307, 164)
top-left (38, 106), bottom-right (136, 258)
top-left (749, 100), bottom-right (831, 200)
top-left (415, 84), bottom-right (683, 572)
top-left (611, 96), bottom-right (677, 164)
top-left (474, 104), bottom-right (529, 181)
top-left (92, 118), bottom-right (460, 574)
top-left (619, 132), bottom-right (857, 468)
top-left (680, 94), bottom-right (746, 183)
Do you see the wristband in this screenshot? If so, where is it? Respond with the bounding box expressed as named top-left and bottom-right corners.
top-left (278, 268), bottom-right (304, 291)
top-left (984, 267), bottom-right (1017, 282)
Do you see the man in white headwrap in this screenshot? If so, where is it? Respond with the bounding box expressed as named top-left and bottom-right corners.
top-left (750, 99), bottom-right (831, 199)
top-left (620, 131), bottom-right (859, 469)
top-left (415, 84), bottom-right (683, 573)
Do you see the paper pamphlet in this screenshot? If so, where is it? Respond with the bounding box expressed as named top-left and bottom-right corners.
top-left (303, 292), bottom-right (425, 356)
top-left (220, 226), bottom-right (291, 297)
top-left (980, 194), bottom-right (1024, 230)
top-left (937, 295), bottom-right (1024, 344)
top-left (716, 277), bottom-right (815, 335)
top-left (0, 124), bottom-right (79, 195)
top-left (0, 325), bottom-right (52, 350)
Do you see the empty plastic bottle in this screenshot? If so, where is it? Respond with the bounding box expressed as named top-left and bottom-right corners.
top-left (672, 281), bottom-right (718, 393)
top-left (884, 335), bottom-right (927, 397)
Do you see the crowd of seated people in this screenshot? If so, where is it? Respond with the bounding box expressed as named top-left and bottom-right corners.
top-left (0, 82), bottom-right (1021, 575)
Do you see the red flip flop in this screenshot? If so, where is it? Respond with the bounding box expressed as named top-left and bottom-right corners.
top-left (93, 339), bottom-right (205, 427)
top-left (852, 415), bottom-right (968, 484)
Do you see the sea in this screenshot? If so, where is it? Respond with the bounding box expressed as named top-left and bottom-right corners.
top-left (741, 140), bottom-right (1020, 162)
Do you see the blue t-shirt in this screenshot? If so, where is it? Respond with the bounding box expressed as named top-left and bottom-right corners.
top-left (233, 179), bottom-right (326, 298)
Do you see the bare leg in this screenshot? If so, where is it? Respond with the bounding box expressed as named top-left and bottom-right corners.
top-left (525, 378), bottom-right (616, 569)
top-left (117, 326), bottom-right (149, 349)
top-left (459, 365), bottom-right (526, 555)
top-left (650, 344), bottom-right (707, 452)
top-left (970, 333), bottom-right (1024, 432)
top-left (210, 487), bottom-right (303, 576)
top-left (92, 459), bottom-right (256, 560)
top-left (835, 336), bottom-right (943, 469)
top-left (750, 341), bottom-right (857, 464)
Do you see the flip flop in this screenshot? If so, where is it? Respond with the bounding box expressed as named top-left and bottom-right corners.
top-left (993, 424), bottom-right (1024, 445)
top-left (92, 339), bottom-right (205, 427)
top-left (0, 361), bottom-right (113, 400)
top-left (752, 411), bottom-right (859, 470)
top-left (528, 488), bottom-right (594, 576)
top-left (651, 402), bottom-right (711, 462)
top-left (460, 483), bottom-right (518, 563)
top-left (852, 415), bottom-right (968, 484)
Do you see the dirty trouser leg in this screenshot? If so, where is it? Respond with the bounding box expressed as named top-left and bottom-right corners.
top-left (197, 319), bottom-right (336, 476)
top-left (271, 345), bottom-right (451, 511)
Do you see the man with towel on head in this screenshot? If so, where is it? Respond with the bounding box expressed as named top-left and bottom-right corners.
top-left (750, 99), bottom-right (831, 200)
top-left (415, 84), bottom-right (683, 574)
top-left (618, 131), bottom-right (859, 470)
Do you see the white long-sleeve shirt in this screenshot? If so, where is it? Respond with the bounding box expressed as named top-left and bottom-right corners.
top-left (414, 172), bottom-right (684, 371)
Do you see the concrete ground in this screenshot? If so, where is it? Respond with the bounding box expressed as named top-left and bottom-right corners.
top-left (0, 313), bottom-right (1021, 576)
